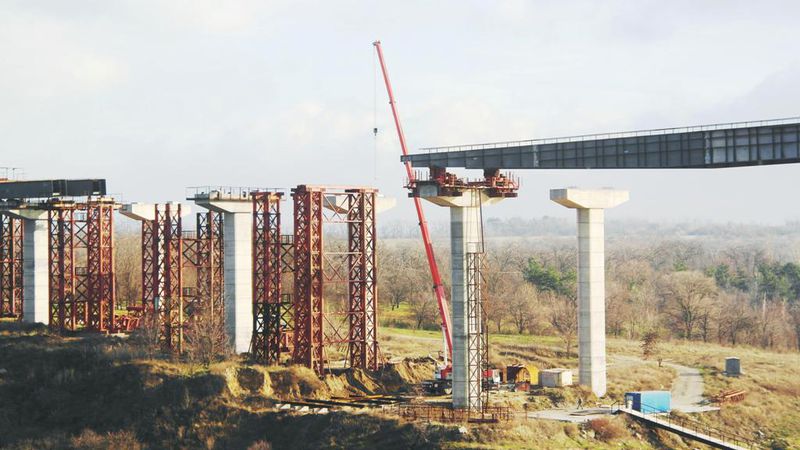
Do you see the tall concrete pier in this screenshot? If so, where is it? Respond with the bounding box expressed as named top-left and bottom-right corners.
top-left (4, 210), bottom-right (49, 325)
top-left (416, 185), bottom-right (503, 410)
top-left (191, 190), bottom-right (253, 354)
top-left (550, 188), bottom-right (629, 398)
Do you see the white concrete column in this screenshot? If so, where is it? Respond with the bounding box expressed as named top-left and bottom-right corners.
top-left (450, 192), bottom-right (483, 410)
top-left (551, 188), bottom-right (628, 398)
top-left (221, 210), bottom-right (252, 353)
top-left (417, 187), bottom-right (502, 410)
top-left (192, 195), bottom-right (252, 354)
top-left (22, 215), bottom-right (49, 324)
top-left (5, 209), bottom-right (50, 325)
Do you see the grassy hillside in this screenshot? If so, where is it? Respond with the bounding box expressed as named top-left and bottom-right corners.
top-left (0, 322), bottom-right (796, 449)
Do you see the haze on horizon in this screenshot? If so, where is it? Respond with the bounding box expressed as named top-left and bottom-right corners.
top-left (2, 1), bottom-right (799, 226)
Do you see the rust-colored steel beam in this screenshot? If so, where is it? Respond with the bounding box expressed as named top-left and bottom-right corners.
top-left (141, 208), bottom-right (161, 311)
top-left (160, 203), bottom-right (184, 351)
top-left (196, 211), bottom-right (224, 320)
top-left (252, 191), bottom-right (286, 364)
top-left (48, 205), bottom-right (77, 331)
top-left (0, 214), bottom-right (23, 318)
top-left (86, 199), bottom-right (116, 332)
top-left (292, 186), bottom-right (325, 375)
top-left (289, 185), bottom-right (380, 376)
top-left (347, 189), bottom-right (378, 370)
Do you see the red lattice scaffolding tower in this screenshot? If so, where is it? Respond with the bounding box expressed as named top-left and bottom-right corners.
top-left (0, 214), bottom-right (23, 318)
top-left (47, 198), bottom-right (118, 333)
top-left (251, 191), bottom-right (292, 364)
top-left (86, 198), bottom-right (116, 332)
top-left (291, 185), bottom-right (379, 376)
top-left (133, 204), bottom-right (224, 350)
top-left (48, 203), bottom-right (79, 331)
top-left (160, 203), bottom-right (184, 350)
top-left (196, 211), bottom-right (224, 322)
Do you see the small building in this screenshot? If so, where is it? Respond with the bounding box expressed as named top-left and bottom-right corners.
top-left (539, 368), bottom-right (573, 387)
top-left (725, 357), bottom-right (741, 376)
top-left (624, 391), bottom-right (671, 414)
top-left (506, 364), bottom-right (539, 385)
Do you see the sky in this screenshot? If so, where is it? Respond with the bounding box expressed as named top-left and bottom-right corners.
top-left (2, 0), bottom-right (800, 226)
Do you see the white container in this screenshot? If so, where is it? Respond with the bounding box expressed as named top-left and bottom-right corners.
top-left (539, 368), bottom-right (574, 387)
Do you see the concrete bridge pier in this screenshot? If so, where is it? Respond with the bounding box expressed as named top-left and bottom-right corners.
top-left (550, 188), bottom-right (629, 398)
top-left (417, 185), bottom-right (504, 410)
top-left (192, 192), bottom-right (252, 354)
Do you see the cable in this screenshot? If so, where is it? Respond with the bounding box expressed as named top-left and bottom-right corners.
top-left (372, 45), bottom-right (378, 183)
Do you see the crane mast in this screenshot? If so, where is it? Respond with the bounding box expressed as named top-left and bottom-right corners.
top-left (373, 41), bottom-right (453, 360)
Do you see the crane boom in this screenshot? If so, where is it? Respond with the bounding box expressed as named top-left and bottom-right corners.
top-left (373, 40), bottom-right (453, 360)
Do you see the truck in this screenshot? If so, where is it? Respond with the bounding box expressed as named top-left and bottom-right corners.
top-left (421, 366), bottom-right (505, 395)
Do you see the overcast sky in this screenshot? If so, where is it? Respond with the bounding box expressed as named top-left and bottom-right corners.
top-left (2, 1), bottom-right (799, 226)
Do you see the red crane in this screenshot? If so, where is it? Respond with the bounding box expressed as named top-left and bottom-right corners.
top-left (373, 41), bottom-right (453, 360)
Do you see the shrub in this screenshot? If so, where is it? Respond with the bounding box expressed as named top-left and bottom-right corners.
top-left (70, 429), bottom-right (142, 450)
top-left (588, 417), bottom-right (627, 442)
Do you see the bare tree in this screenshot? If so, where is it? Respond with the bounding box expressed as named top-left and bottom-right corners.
top-left (506, 282), bottom-right (539, 334)
top-left (659, 271), bottom-right (717, 340)
top-left (409, 291), bottom-right (438, 330)
top-left (549, 294), bottom-right (577, 354)
top-left (184, 304), bottom-right (229, 366)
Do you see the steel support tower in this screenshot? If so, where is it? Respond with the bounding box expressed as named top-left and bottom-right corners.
top-left (347, 189), bottom-right (378, 371)
top-left (86, 198), bottom-right (116, 332)
top-left (251, 191), bottom-right (290, 364)
top-left (291, 185), bottom-right (379, 375)
top-left (124, 203), bottom-right (224, 350)
top-left (465, 251), bottom-right (488, 410)
top-left (0, 214), bottom-right (23, 318)
top-left (160, 203), bottom-right (184, 350)
top-left (48, 203), bottom-right (79, 331)
top-left (47, 199), bottom-right (118, 333)
top-left (196, 211), bottom-right (224, 324)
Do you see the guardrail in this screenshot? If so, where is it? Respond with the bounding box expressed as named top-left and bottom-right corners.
top-left (185, 186), bottom-right (284, 200)
top-left (613, 400), bottom-right (760, 449)
top-left (418, 116), bottom-right (800, 154)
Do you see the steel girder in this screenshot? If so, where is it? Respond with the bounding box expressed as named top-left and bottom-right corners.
top-left (0, 214), bottom-right (23, 318)
top-left (402, 120), bottom-right (800, 171)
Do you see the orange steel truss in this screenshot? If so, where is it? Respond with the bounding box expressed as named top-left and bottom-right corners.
top-left (135, 204), bottom-right (223, 351)
top-left (48, 198), bottom-right (117, 333)
top-left (291, 185), bottom-right (379, 376)
top-left (252, 191), bottom-right (290, 365)
top-left (0, 214), bottom-right (23, 318)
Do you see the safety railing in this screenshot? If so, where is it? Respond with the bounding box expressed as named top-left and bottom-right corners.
top-left (185, 186), bottom-right (284, 200)
top-left (418, 116), bottom-right (800, 153)
top-left (615, 400), bottom-right (760, 449)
